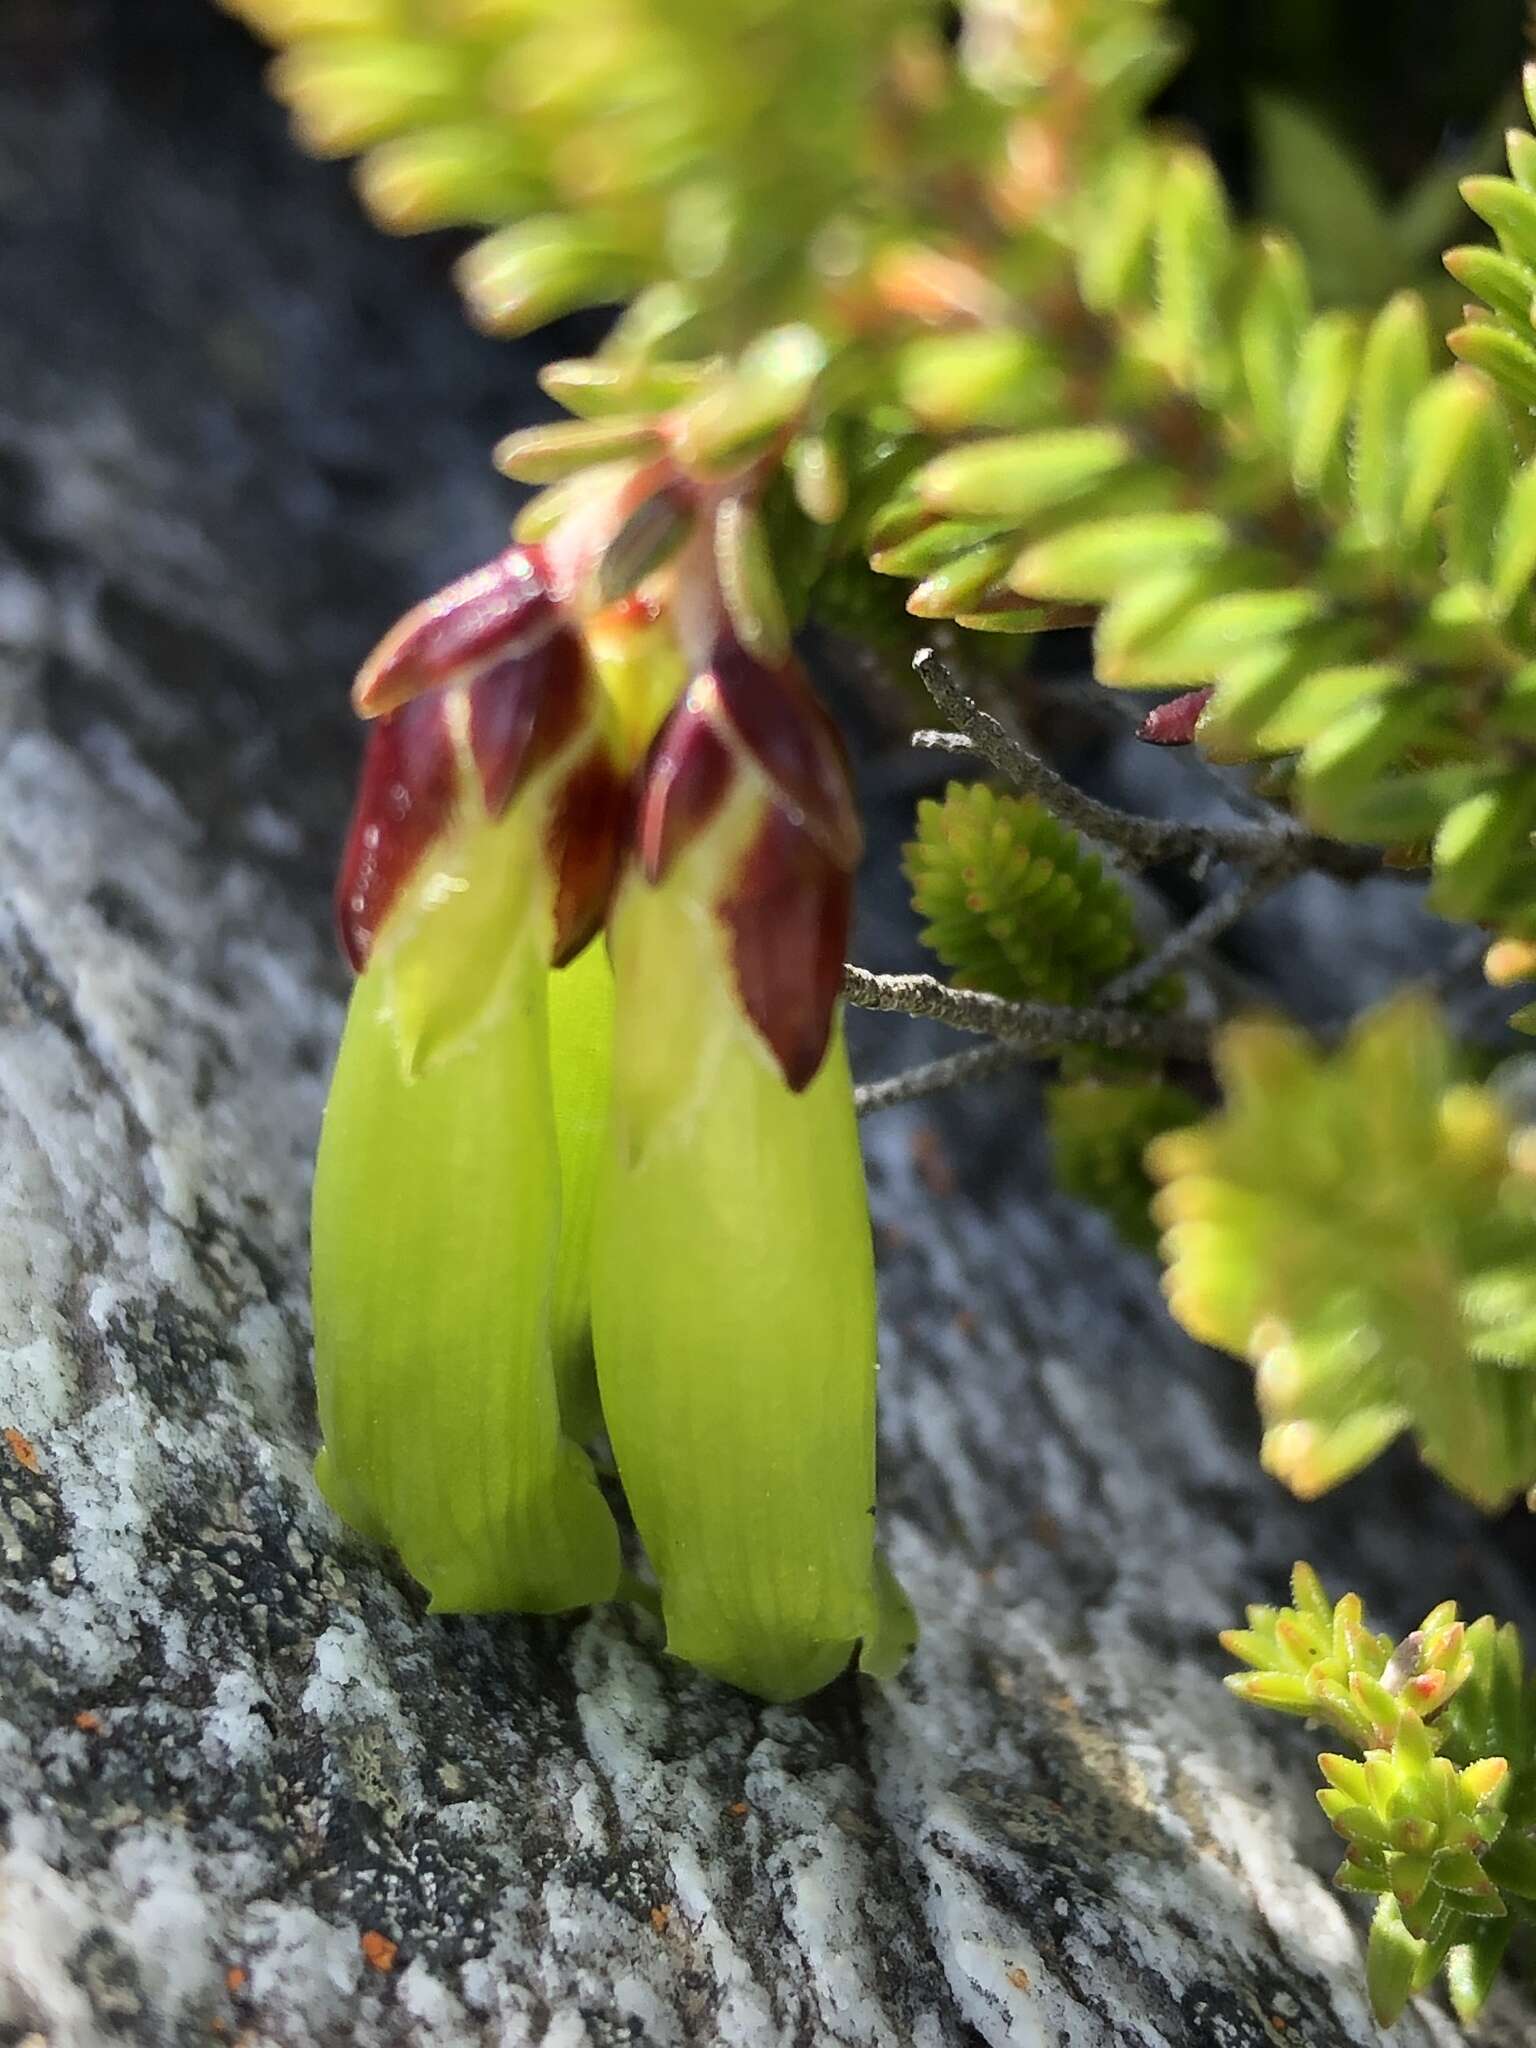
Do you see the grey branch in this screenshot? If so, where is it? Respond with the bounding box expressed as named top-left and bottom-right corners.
top-left (910, 728), bottom-right (981, 758)
top-left (841, 964), bottom-right (1210, 1061)
top-left (912, 648), bottom-right (1376, 882)
top-left (1100, 870), bottom-right (1284, 1005)
top-left (855, 1042), bottom-right (1029, 1116)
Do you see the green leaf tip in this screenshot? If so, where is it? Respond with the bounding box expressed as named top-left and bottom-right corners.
top-left (904, 780), bottom-right (1159, 1009)
top-left (1225, 1569), bottom-right (1536, 2025)
top-left (1151, 996), bottom-right (1536, 1509)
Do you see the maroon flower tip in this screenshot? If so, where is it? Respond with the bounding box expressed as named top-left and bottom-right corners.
top-left (352, 545), bottom-right (560, 719)
top-left (635, 695), bottom-right (735, 886)
top-left (1137, 688), bottom-right (1213, 747)
top-left (707, 637), bottom-right (863, 872)
top-left (468, 627), bottom-right (593, 819)
top-left (720, 807), bottom-right (850, 1092)
top-left (546, 748), bottom-right (628, 966)
top-left (335, 695), bottom-right (458, 972)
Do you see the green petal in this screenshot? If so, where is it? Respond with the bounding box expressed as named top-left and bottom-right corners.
top-left (592, 872), bottom-right (910, 1701)
top-left (311, 925), bottom-right (620, 1614)
top-left (547, 936), bottom-right (615, 1445)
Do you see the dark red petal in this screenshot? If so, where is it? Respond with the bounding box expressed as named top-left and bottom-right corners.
top-left (545, 747), bottom-right (628, 966)
top-left (352, 546), bottom-right (560, 717)
top-left (634, 699), bottom-right (735, 885)
top-left (719, 806), bottom-right (850, 1092)
top-left (1138, 688), bottom-right (1213, 747)
top-left (469, 628), bottom-right (592, 818)
top-left (707, 637), bottom-right (862, 871)
top-left (335, 694), bottom-right (458, 971)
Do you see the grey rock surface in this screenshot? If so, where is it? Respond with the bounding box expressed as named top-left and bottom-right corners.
top-left (3, 7), bottom-right (1536, 2045)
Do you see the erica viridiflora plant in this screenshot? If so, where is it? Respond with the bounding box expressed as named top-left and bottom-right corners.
top-left (312, 464), bottom-right (913, 1698)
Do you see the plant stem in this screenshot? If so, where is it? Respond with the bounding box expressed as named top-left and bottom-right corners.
top-left (840, 963), bottom-right (1211, 1059)
top-left (912, 649), bottom-right (1378, 882)
top-left (1100, 870), bottom-right (1285, 1005)
top-left (854, 1042), bottom-right (1029, 1116)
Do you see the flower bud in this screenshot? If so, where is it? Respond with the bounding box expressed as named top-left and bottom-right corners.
top-left (590, 639), bottom-right (913, 1699)
top-left (312, 548), bottom-right (626, 1612)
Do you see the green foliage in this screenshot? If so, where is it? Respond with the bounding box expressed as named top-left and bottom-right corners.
top-left (904, 781), bottom-right (1151, 1006)
top-left (906, 783), bottom-right (1194, 1247)
top-left (873, 142), bottom-right (1536, 936)
top-left (231, 0), bottom-right (1536, 948)
top-left (499, 325), bottom-right (893, 661)
top-left (1045, 1076), bottom-right (1200, 1249)
top-left (1451, 70), bottom-right (1536, 424)
top-left (1149, 997), bottom-right (1536, 1508)
top-left (959, 0), bottom-right (1185, 178)
top-left (1252, 91), bottom-right (1505, 318)
top-left (1225, 1564), bottom-right (1536, 2026)
top-left (221, 0), bottom-right (969, 343)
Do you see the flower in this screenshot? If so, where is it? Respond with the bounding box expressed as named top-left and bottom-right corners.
top-left (310, 553), bottom-right (915, 1697)
top-left (311, 547), bottom-right (626, 1612)
top-left (590, 634), bottom-right (913, 1700)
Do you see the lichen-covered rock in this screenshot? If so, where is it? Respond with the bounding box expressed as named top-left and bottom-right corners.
top-left (3, 7), bottom-right (1536, 2044)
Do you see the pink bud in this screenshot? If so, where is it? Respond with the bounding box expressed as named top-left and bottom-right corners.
top-left (1138, 688), bottom-right (1213, 747)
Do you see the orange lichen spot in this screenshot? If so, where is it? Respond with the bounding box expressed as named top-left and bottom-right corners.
top-left (225, 1966), bottom-right (247, 1995)
top-left (360, 1931), bottom-right (398, 1973)
top-left (4, 1427), bottom-right (39, 1473)
top-left (649, 1906), bottom-right (670, 1934)
top-left (1006, 1965), bottom-right (1032, 1991)
top-left (73, 1710), bottom-right (102, 1734)
top-left (728, 1800), bottom-right (749, 1818)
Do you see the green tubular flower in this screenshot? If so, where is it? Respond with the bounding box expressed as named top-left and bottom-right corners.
top-left (591, 633), bottom-right (914, 1701)
top-left (312, 545), bottom-right (626, 1612)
